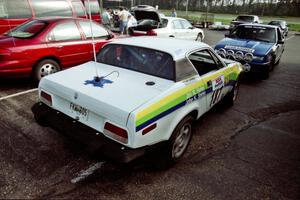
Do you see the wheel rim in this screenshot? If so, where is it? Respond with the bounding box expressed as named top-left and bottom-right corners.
top-left (172, 123), bottom-right (192, 159)
top-left (38, 63), bottom-right (58, 79)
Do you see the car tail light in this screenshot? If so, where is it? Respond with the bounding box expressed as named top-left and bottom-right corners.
top-left (104, 122), bottom-right (128, 143)
top-left (40, 90), bottom-right (52, 106)
top-left (147, 29), bottom-right (157, 36)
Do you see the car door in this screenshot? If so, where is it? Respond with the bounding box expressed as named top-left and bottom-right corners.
top-left (187, 49), bottom-right (231, 110)
top-left (274, 27), bottom-right (284, 62)
top-left (171, 19), bottom-right (184, 38)
top-left (46, 20), bottom-right (90, 68)
top-left (180, 19), bottom-right (197, 40)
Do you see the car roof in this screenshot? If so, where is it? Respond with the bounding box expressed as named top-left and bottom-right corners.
top-left (239, 23), bottom-right (277, 29)
top-left (162, 16), bottom-right (186, 20)
top-left (108, 37), bottom-right (210, 60)
top-left (32, 17), bottom-right (86, 23)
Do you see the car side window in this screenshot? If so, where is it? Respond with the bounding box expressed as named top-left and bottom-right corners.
top-left (49, 21), bottom-right (81, 41)
top-left (188, 49), bottom-right (221, 76)
top-left (0, 0), bottom-right (32, 18)
top-left (180, 20), bottom-right (192, 29)
top-left (78, 21), bottom-right (108, 39)
top-left (172, 20), bottom-right (182, 29)
top-left (32, 0), bottom-right (72, 17)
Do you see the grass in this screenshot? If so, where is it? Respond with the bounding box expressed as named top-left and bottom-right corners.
top-left (161, 10), bottom-right (300, 32)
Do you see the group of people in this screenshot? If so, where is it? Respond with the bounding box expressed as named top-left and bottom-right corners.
top-left (101, 7), bottom-right (137, 35)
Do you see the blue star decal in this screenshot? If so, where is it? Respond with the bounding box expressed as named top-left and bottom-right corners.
top-left (84, 76), bottom-right (113, 88)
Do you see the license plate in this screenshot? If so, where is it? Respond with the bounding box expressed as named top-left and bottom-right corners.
top-left (70, 102), bottom-right (89, 121)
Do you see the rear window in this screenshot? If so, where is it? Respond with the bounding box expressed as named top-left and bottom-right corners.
top-left (97, 44), bottom-right (175, 80)
top-left (32, 0), bottom-right (72, 17)
top-left (6, 20), bottom-right (47, 38)
top-left (236, 16), bottom-right (255, 22)
top-left (0, 0), bottom-right (32, 19)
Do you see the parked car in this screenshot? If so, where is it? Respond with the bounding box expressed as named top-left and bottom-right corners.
top-left (209, 22), bottom-right (230, 30)
top-left (215, 24), bottom-right (285, 79)
top-left (32, 37), bottom-right (243, 166)
top-left (0, 17), bottom-right (115, 81)
top-left (0, 0), bottom-right (89, 34)
top-left (229, 15), bottom-right (261, 30)
top-left (81, 0), bottom-right (101, 23)
top-left (268, 20), bottom-right (288, 36)
top-left (128, 7), bottom-right (204, 41)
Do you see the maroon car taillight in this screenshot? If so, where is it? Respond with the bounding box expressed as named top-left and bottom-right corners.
top-left (40, 90), bottom-right (52, 106)
top-left (104, 122), bottom-right (128, 144)
top-left (147, 29), bottom-right (157, 36)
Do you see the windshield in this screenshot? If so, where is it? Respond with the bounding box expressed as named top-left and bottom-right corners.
top-left (236, 16), bottom-right (254, 22)
top-left (5, 20), bottom-right (47, 38)
top-left (231, 26), bottom-right (276, 43)
top-left (97, 44), bottom-right (175, 80)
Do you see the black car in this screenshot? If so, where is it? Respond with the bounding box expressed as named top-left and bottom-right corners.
top-left (230, 15), bottom-right (261, 30)
top-left (268, 20), bottom-right (288, 36)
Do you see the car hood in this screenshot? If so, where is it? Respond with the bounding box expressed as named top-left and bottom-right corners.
top-left (39, 61), bottom-right (174, 128)
top-left (215, 38), bottom-right (273, 56)
top-left (134, 10), bottom-right (161, 22)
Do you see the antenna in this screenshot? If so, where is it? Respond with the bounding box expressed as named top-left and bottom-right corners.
top-left (87, 0), bottom-right (100, 81)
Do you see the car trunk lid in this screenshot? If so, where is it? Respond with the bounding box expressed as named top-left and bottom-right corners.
top-left (39, 61), bottom-right (174, 130)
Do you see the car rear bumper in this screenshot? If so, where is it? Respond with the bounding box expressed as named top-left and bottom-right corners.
top-left (31, 102), bottom-right (146, 163)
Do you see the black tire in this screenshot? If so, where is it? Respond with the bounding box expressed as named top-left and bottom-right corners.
top-left (196, 33), bottom-right (203, 42)
top-left (223, 78), bottom-right (240, 107)
top-left (34, 59), bottom-right (60, 82)
top-left (151, 116), bottom-right (194, 169)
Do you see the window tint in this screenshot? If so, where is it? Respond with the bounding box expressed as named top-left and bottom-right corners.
top-left (97, 44), bottom-right (175, 80)
top-left (32, 0), bottom-right (72, 17)
top-left (0, 0), bottom-right (32, 19)
top-left (49, 21), bottom-right (81, 41)
top-left (188, 50), bottom-right (219, 76)
top-left (172, 20), bottom-right (182, 29)
top-left (79, 21), bottom-right (108, 38)
top-left (181, 19), bottom-right (192, 29)
top-left (84, 0), bottom-right (100, 14)
top-left (72, 1), bottom-right (86, 17)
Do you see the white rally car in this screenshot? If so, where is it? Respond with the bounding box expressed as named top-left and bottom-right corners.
top-left (32, 37), bottom-right (243, 166)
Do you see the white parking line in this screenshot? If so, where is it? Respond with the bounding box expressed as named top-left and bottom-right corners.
top-left (286, 35), bottom-right (295, 41)
top-left (0, 88), bottom-right (38, 101)
top-left (71, 161), bottom-right (105, 184)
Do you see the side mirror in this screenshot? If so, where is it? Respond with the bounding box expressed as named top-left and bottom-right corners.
top-left (278, 39), bottom-right (284, 44)
top-left (188, 26), bottom-right (195, 29)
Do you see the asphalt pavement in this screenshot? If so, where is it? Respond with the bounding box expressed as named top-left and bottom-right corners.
top-left (0, 30), bottom-right (299, 199)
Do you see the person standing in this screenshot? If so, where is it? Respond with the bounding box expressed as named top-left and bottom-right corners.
top-left (118, 7), bottom-right (129, 35)
top-left (171, 8), bottom-right (177, 17)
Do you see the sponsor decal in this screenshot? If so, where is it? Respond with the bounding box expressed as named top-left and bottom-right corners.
top-left (224, 45), bottom-right (255, 53)
top-left (212, 76), bottom-right (224, 91)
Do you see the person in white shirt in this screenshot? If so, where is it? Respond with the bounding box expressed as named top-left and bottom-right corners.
top-left (118, 7), bottom-right (129, 34)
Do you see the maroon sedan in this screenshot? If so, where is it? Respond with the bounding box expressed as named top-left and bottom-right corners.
top-left (0, 17), bottom-right (115, 81)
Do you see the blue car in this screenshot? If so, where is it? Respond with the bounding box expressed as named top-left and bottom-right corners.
top-left (215, 24), bottom-right (285, 79)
